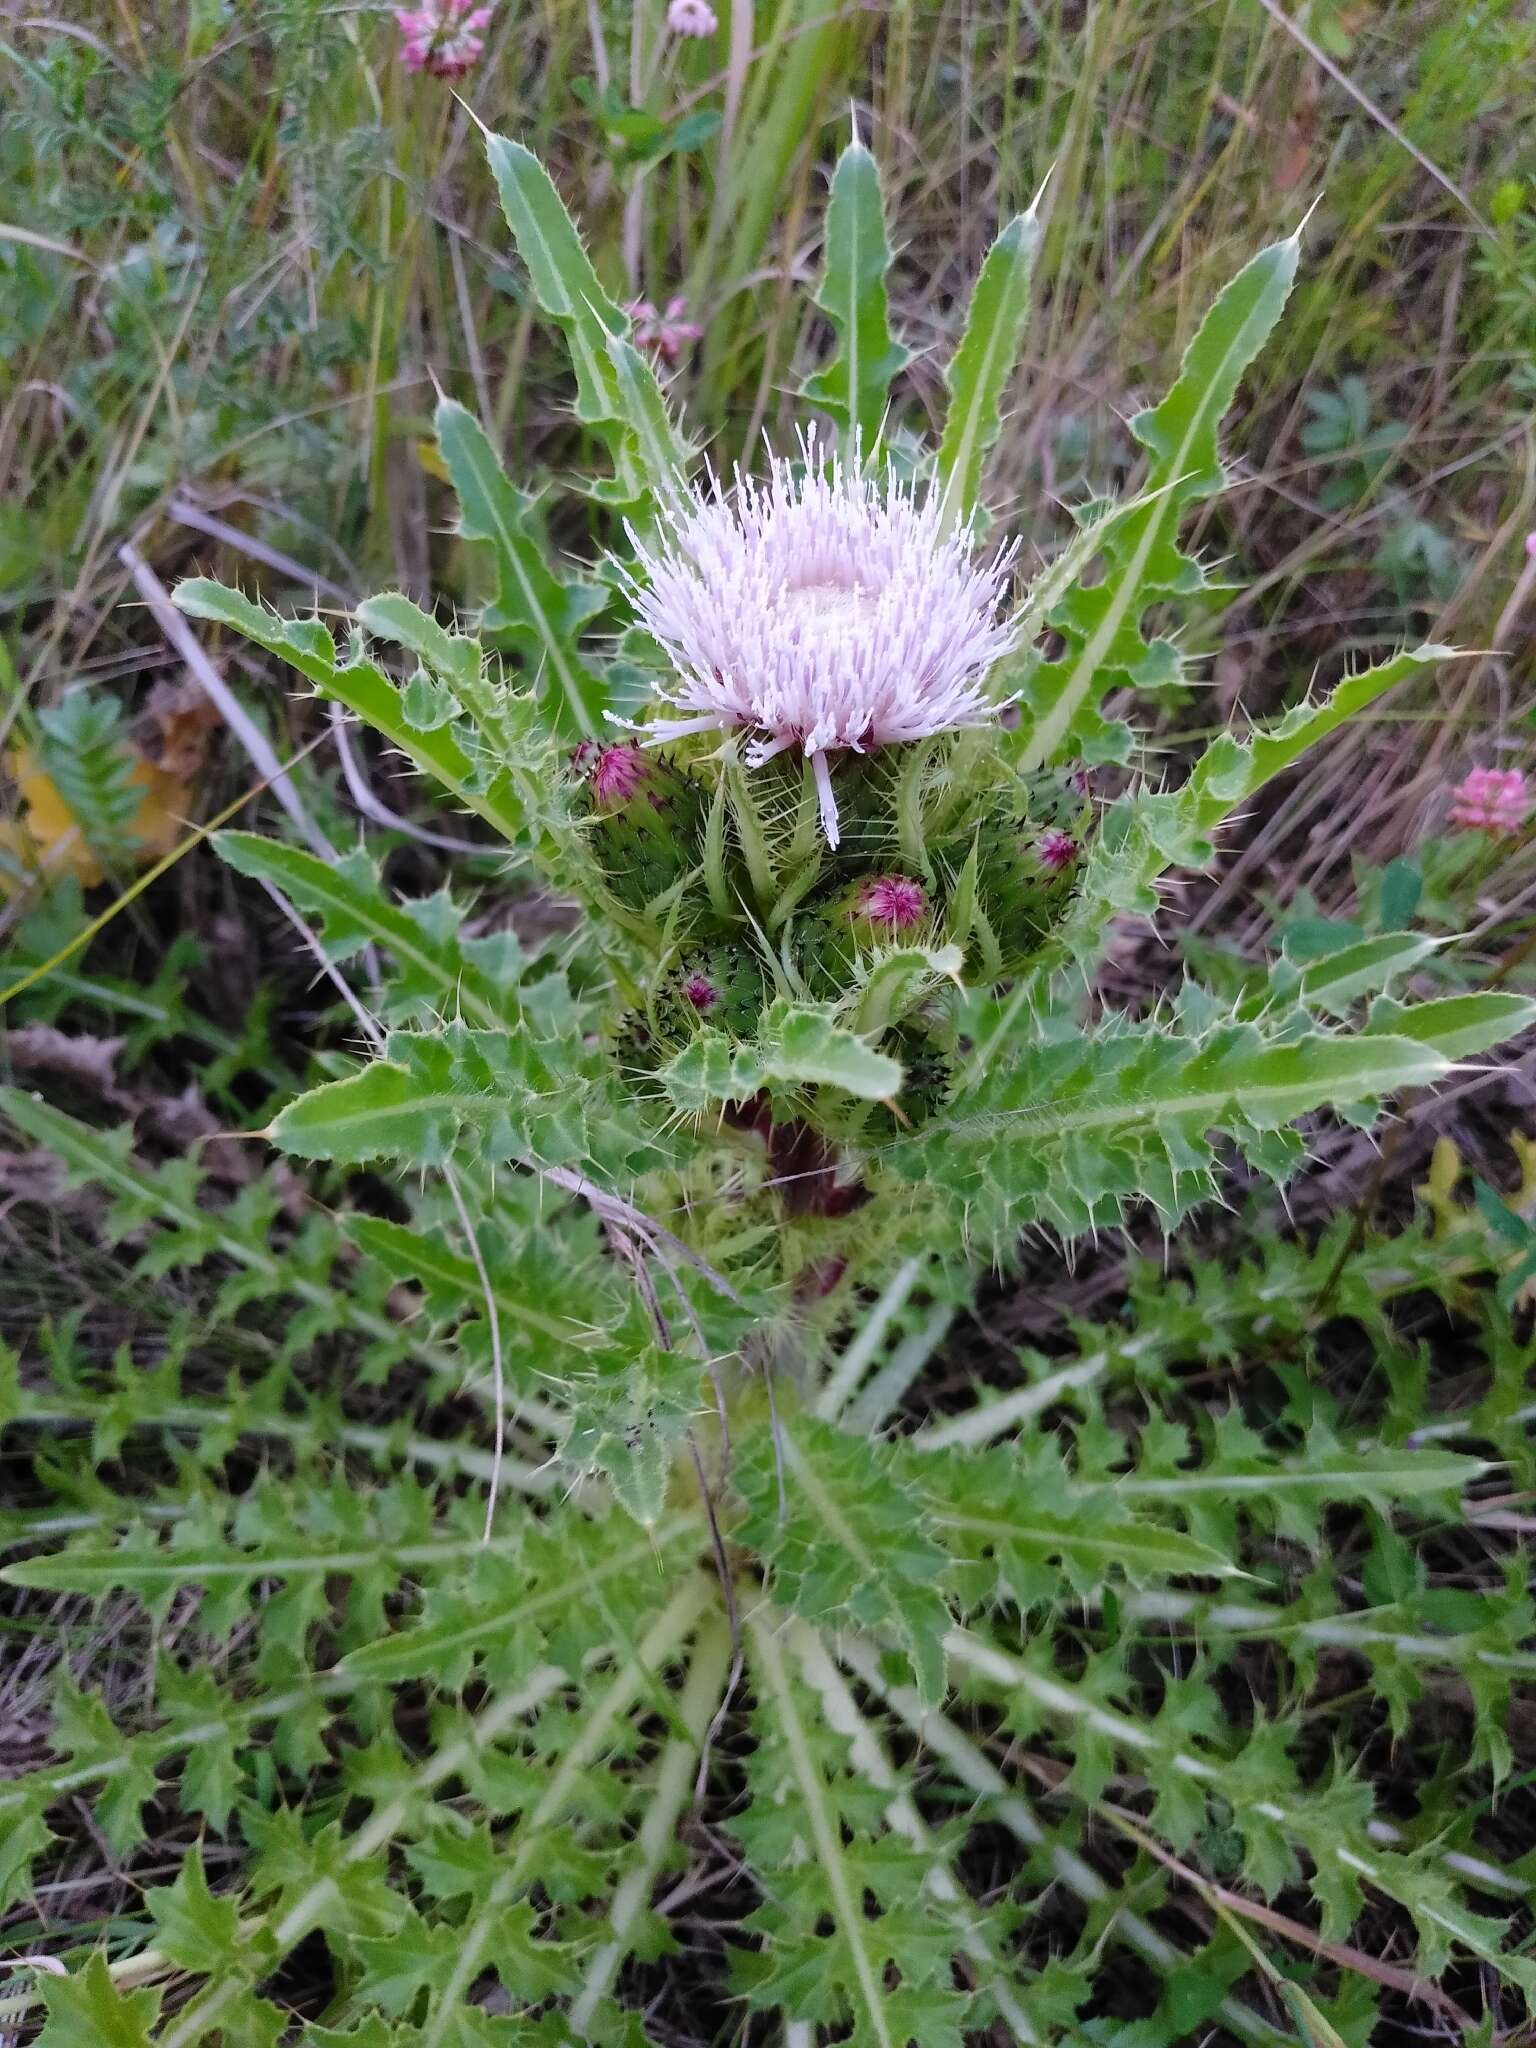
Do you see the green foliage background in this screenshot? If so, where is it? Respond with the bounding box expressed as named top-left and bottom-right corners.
top-left (2, 3), bottom-right (1535, 2045)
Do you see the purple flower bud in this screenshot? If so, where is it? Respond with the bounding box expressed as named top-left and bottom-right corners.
top-left (579, 743), bottom-right (654, 809)
top-left (682, 973), bottom-right (719, 1011)
top-left (856, 876), bottom-right (927, 930)
top-left (1036, 828), bottom-right (1077, 872)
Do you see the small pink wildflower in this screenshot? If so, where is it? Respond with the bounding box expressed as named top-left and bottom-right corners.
top-left (857, 876), bottom-right (927, 930)
top-left (581, 743), bottom-right (653, 807)
top-left (682, 973), bottom-right (719, 1010)
top-left (395, 0), bottom-right (492, 74)
top-left (666, 0), bottom-right (718, 34)
top-left (624, 295), bottom-right (704, 366)
top-left (1449, 766), bottom-right (1530, 835)
top-left (1036, 828), bottom-right (1078, 872)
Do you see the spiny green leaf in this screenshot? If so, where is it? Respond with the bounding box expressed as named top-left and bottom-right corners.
top-left (936, 202), bottom-right (1043, 523)
top-left (661, 1000), bottom-right (903, 1111)
top-left (1187, 645), bottom-right (1454, 830)
top-left (214, 832), bottom-right (524, 1031)
top-left (481, 127), bottom-right (683, 513)
top-left (800, 138), bottom-right (911, 451)
top-left (562, 1346), bottom-right (703, 1527)
top-left (37, 1954), bottom-right (161, 2047)
top-left (173, 577), bottom-right (338, 685)
top-left (266, 1023), bottom-right (653, 1175)
top-left (1019, 231), bottom-right (1300, 766)
top-left (436, 397), bottom-right (607, 739)
top-left (741, 1615), bottom-right (969, 2046)
top-left (482, 129), bottom-right (627, 425)
top-left (174, 576), bottom-right (531, 848)
top-left (737, 1417), bottom-right (952, 1705)
top-left (895, 1016), bottom-right (1453, 1243)
top-left (143, 1844), bottom-right (244, 1976)
top-left (1363, 990), bottom-right (1536, 1062)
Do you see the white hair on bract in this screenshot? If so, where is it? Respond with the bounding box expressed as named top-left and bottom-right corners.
top-left (620, 439), bottom-right (1019, 847)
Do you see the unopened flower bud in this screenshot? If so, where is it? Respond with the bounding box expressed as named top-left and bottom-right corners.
top-left (966, 770), bottom-right (1090, 972)
top-left (856, 876), bottom-right (927, 930)
top-left (574, 743), bottom-right (707, 912)
top-left (1035, 828), bottom-right (1078, 873)
top-left (656, 944), bottom-right (766, 1042)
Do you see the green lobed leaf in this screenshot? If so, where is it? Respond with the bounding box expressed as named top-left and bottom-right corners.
top-left (894, 1015), bottom-right (1454, 1244)
top-left (660, 999), bottom-right (904, 1112)
top-left (267, 1023), bottom-right (654, 1175)
top-left (1187, 645), bottom-right (1454, 832)
top-left (736, 1416), bottom-right (952, 1705)
top-left (481, 129), bottom-right (627, 426)
top-left (800, 138), bottom-right (911, 451)
top-left (1018, 231), bottom-right (1301, 767)
top-left (918, 1443), bottom-right (1245, 1604)
top-left (214, 832), bottom-right (527, 1031)
top-left (738, 1615), bottom-right (970, 2045)
top-left (1363, 990), bottom-right (1536, 1062)
top-left (435, 397), bottom-right (608, 739)
top-left (174, 577), bottom-right (531, 848)
top-left (561, 1345), bottom-right (703, 1527)
top-left (36, 1954), bottom-right (161, 2047)
top-left (143, 1844), bottom-right (245, 1976)
top-left (481, 126), bottom-right (685, 512)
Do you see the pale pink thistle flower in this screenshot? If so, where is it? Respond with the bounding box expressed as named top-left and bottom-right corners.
top-left (623, 445), bottom-right (1018, 847)
top-left (682, 973), bottom-right (719, 1011)
top-left (1448, 766), bottom-right (1530, 835)
top-left (857, 876), bottom-right (927, 930)
top-left (624, 295), bottom-right (704, 366)
top-left (667, 0), bottom-right (717, 35)
top-left (395, 0), bottom-right (492, 74)
top-left (1036, 828), bottom-right (1078, 872)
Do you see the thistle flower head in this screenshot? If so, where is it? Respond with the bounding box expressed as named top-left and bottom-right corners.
top-left (681, 973), bottom-right (719, 1010)
top-left (1449, 766), bottom-right (1529, 835)
top-left (624, 444), bottom-right (1018, 846)
top-left (395, 0), bottom-right (492, 73)
top-left (856, 876), bottom-right (927, 930)
top-left (666, 0), bottom-right (718, 34)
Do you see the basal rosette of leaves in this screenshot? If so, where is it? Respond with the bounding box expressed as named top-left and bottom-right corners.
top-left (3, 125), bottom-right (1535, 2048)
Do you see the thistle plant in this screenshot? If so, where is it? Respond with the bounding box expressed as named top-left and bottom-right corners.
top-left (4, 127), bottom-right (1534, 2046)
